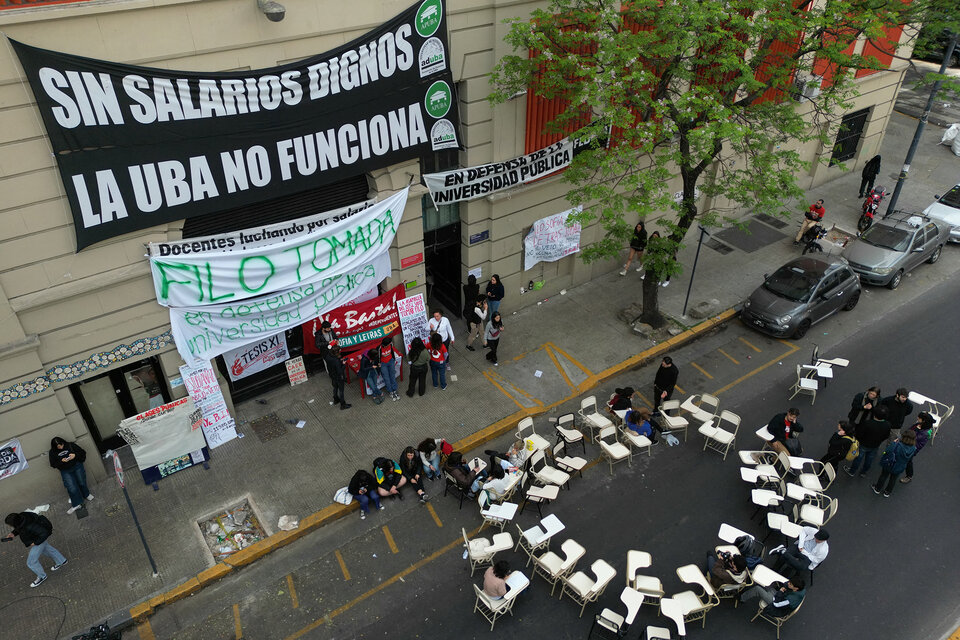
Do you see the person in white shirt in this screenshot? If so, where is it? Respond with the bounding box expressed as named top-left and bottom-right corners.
top-left (427, 310), bottom-right (455, 366)
top-left (770, 527), bottom-right (829, 578)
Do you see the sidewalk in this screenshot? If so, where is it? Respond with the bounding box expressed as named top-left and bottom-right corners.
top-left (2, 110), bottom-right (956, 640)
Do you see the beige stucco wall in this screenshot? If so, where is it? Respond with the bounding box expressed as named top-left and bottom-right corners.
top-left (0, 0), bottom-right (907, 500)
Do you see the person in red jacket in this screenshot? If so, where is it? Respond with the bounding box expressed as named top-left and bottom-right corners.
top-left (795, 199), bottom-right (825, 244)
top-left (428, 333), bottom-right (448, 390)
top-left (379, 337), bottom-right (401, 402)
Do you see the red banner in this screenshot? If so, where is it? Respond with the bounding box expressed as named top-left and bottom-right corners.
top-left (303, 284), bottom-right (406, 355)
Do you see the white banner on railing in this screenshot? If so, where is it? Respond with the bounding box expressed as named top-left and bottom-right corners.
top-left (223, 333), bottom-right (289, 381)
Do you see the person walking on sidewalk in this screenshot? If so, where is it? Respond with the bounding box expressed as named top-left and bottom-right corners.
top-left (900, 412), bottom-right (933, 485)
top-left (653, 356), bottom-right (679, 413)
top-left (485, 275), bottom-right (505, 315)
top-left (399, 447), bottom-right (430, 503)
top-left (844, 406), bottom-right (890, 477)
top-left (484, 312), bottom-right (504, 366)
top-left (428, 310), bottom-right (455, 368)
top-left (848, 386), bottom-right (881, 430)
top-left (428, 333), bottom-right (448, 390)
top-left (359, 348), bottom-right (385, 405)
top-left (465, 296), bottom-right (487, 352)
top-left (4, 511), bottom-right (67, 588)
top-left (462, 274), bottom-right (480, 329)
top-left (348, 469), bottom-right (383, 520)
top-left (405, 337), bottom-right (430, 397)
top-left (873, 430), bottom-right (916, 497)
top-left (49, 437), bottom-right (94, 515)
top-left (620, 221), bottom-right (648, 276)
top-left (324, 342), bottom-right (351, 410)
top-left (379, 337), bottom-right (401, 401)
top-left (859, 155), bottom-right (882, 198)
top-left (794, 199), bottom-right (825, 244)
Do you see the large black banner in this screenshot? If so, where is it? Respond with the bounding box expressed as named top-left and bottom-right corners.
top-left (11, 0), bottom-right (459, 250)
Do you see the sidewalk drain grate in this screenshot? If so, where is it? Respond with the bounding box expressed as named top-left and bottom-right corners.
top-left (704, 238), bottom-right (733, 254)
top-left (753, 213), bottom-right (789, 229)
top-left (197, 498), bottom-right (268, 563)
top-left (249, 413), bottom-right (287, 443)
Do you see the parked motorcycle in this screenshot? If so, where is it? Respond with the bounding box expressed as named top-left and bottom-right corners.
top-left (858, 185), bottom-right (887, 233)
top-left (801, 223), bottom-right (827, 255)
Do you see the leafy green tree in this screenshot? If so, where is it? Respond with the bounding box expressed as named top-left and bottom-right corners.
top-left (490, 0), bottom-right (936, 326)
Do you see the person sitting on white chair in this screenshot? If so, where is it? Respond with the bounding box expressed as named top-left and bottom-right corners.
top-left (740, 577), bottom-right (805, 611)
top-left (483, 560), bottom-right (513, 600)
top-left (770, 527), bottom-right (829, 578)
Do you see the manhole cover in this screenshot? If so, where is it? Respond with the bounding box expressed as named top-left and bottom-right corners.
top-left (753, 213), bottom-right (789, 229)
top-left (249, 413), bottom-right (287, 443)
top-left (198, 498), bottom-right (268, 563)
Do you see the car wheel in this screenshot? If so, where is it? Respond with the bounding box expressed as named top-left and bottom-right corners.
top-left (842, 291), bottom-right (860, 311)
top-left (793, 319), bottom-right (811, 339)
top-left (927, 245), bottom-right (942, 264)
top-left (887, 270), bottom-right (903, 289)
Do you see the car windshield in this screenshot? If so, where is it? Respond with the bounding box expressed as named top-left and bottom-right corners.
top-left (939, 185), bottom-right (960, 210)
top-left (763, 265), bottom-right (819, 302)
top-left (859, 225), bottom-right (911, 251)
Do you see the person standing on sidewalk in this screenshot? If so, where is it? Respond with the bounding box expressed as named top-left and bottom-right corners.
top-left (462, 274), bottom-right (480, 329)
top-left (484, 312), bottom-right (504, 366)
top-left (873, 430), bottom-right (916, 497)
top-left (465, 296), bottom-right (487, 352)
top-left (847, 386), bottom-right (881, 431)
top-left (49, 437), bottom-right (94, 515)
top-left (428, 333), bottom-right (448, 390)
top-left (859, 155), bottom-right (882, 198)
top-left (4, 511), bottom-right (67, 588)
top-left (379, 337), bottom-right (401, 401)
top-left (324, 342), bottom-right (351, 410)
top-left (405, 337), bottom-right (430, 397)
top-left (900, 412), bottom-right (932, 485)
top-left (359, 348), bottom-right (385, 405)
top-left (485, 275), bottom-right (505, 315)
top-left (844, 406), bottom-right (890, 477)
top-left (794, 199), bottom-right (825, 244)
top-left (620, 221), bottom-right (647, 276)
top-left (819, 421), bottom-right (854, 471)
top-left (428, 310), bottom-right (455, 368)
top-left (653, 356), bottom-right (679, 413)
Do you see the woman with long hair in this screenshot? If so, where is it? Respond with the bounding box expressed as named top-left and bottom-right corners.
top-left (405, 337), bottom-right (430, 397)
top-left (620, 221), bottom-right (647, 276)
top-left (484, 312), bottom-right (503, 366)
top-left (399, 446), bottom-right (429, 503)
top-left (417, 437), bottom-right (443, 480)
top-left (485, 274), bottom-right (505, 315)
top-left (429, 333), bottom-right (448, 390)
top-left (49, 436), bottom-right (93, 514)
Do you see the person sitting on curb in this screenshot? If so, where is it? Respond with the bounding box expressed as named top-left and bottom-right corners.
top-left (767, 407), bottom-right (804, 456)
top-left (770, 527), bottom-right (829, 579)
top-left (399, 447), bottom-right (429, 504)
top-left (373, 457), bottom-right (407, 501)
top-left (348, 469), bottom-right (383, 520)
top-left (417, 437), bottom-right (445, 480)
top-left (740, 577), bottom-right (806, 613)
top-left (444, 451), bottom-right (486, 497)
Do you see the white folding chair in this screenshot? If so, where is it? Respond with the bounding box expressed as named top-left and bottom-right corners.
top-left (626, 550), bottom-right (664, 610)
top-left (553, 441), bottom-right (587, 480)
top-left (514, 514), bottom-right (565, 564)
top-left (591, 587), bottom-right (644, 637)
top-left (472, 571), bottom-right (530, 630)
top-left (798, 460), bottom-right (836, 492)
top-left (680, 393), bottom-right (720, 422)
top-left (462, 527), bottom-right (513, 576)
top-left (646, 596), bottom-right (686, 639)
top-left (579, 396), bottom-right (614, 442)
top-left (516, 416), bottom-right (551, 454)
top-left (751, 597), bottom-right (804, 639)
top-left (672, 564), bottom-right (719, 629)
top-left (478, 491), bottom-right (518, 533)
top-left (599, 425), bottom-right (631, 474)
top-left (798, 493), bottom-right (838, 527)
top-left (561, 558), bottom-right (617, 618)
top-left (529, 449), bottom-right (571, 489)
top-left (532, 538), bottom-right (586, 596)
top-left (555, 413), bottom-right (586, 455)
top-left (755, 425), bottom-right (775, 450)
top-left (788, 365), bottom-right (818, 404)
top-left (518, 471), bottom-right (560, 518)
top-left (620, 421), bottom-right (654, 459)
top-left (698, 411), bottom-right (739, 460)
top-left (658, 399), bottom-right (689, 442)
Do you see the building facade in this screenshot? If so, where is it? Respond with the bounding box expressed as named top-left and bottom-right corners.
top-left (0, 0), bottom-right (910, 499)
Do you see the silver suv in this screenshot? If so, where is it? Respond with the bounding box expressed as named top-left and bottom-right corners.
top-left (841, 212), bottom-right (948, 289)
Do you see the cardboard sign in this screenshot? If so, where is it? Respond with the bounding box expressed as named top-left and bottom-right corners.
top-left (396, 293), bottom-right (431, 351)
top-left (285, 356), bottom-right (308, 386)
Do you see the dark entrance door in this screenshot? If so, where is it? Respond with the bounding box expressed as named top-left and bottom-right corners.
top-left (69, 357), bottom-right (170, 454)
top-left (424, 221), bottom-right (462, 317)
top-left (830, 108), bottom-right (870, 165)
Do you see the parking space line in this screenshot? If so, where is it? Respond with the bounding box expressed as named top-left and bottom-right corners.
top-left (482, 370), bottom-right (526, 409)
top-left (500, 375), bottom-right (544, 407)
top-left (233, 603), bottom-right (243, 639)
top-left (948, 623), bottom-right (960, 640)
top-left (635, 391), bottom-right (653, 409)
top-left (689, 361), bottom-right (714, 379)
top-left (136, 621), bottom-right (156, 640)
top-left (739, 337), bottom-right (763, 352)
top-left (286, 574), bottom-right (299, 609)
top-left (426, 502), bottom-right (443, 528)
top-left (712, 341), bottom-right (800, 396)
top-left (382, 526), bottom-right (399, 554)
top-left (717, 348), bottom-right (740, 365)
top-left (546, 342), bottom-right (593, 376)
top-left (545, 344), bottom-right (575, 389)
top-left (674, 384), bottom-right (685, 395)
top-left (284, 528), bottom-right (481, 640)
top-left (334, 549), bottom-right (351, 581)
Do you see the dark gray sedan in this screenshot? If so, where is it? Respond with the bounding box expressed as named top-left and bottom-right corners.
top-left (740, 256), bottom-right (861, 339)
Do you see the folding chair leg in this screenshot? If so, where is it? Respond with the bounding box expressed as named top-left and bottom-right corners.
top-left (579, 438), bottom-right (586, 455)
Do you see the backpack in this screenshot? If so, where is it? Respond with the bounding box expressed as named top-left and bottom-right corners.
top-left (735, 535), bottom-right (764, 569)
top-left (879, 447), bottom-right (896, 470)
top-left (844, 436), bottom-right (860, 462)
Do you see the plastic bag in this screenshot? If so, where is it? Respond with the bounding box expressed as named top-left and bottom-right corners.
top-left (941, 123), bottom-right (960, 145)
top-left (333, 486), bottom-right (353, 505)
top-left (664, 433), bottom-right (681, 447)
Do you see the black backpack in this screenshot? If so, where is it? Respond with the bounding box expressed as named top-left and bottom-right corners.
top-left (735, 535), bottom-right (764, 569)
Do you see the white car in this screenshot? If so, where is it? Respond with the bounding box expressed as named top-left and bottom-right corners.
top-left (922, 184), bottom-right (960, 243)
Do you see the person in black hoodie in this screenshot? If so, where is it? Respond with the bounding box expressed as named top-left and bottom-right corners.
top-left (767, 408), bottom-right (804, 456)
top-left (348, 469), bottom-right (382, 520)
top-left (485, 275), bottom-right (505, 315)
top-left (653, 357), bottom-right (679, 412)
top-left (844, 406), bottom-right (891, 477)
top-left (49, 437), bottom-right (93, 515)
top-left (4, 511), bottom-right (67, 588)
top-left (858, 155), bottom-right (881, 198)
top-left (324, 342), bottom-right (351, 410)
top-left (847, 386), bottom-right (880, 430)
top-left (819, 421), bottom-right (854, 471)
top-left (880, 388), bottom-right (913, 442)
top-left (462, 274), bottom-right (480, 328)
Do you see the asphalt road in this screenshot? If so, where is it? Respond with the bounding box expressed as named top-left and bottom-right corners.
top-left (147, 271), bottom-right (960, 640)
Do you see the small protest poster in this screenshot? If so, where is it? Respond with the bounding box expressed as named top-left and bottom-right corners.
top-left (396, 293), bottom-right (431, 351)
top-left (523, 207), bottom-right (582, 271)
top-left (179, 363), bottom-right (238, 449)
top-left (285, 356), bottom-right (307, 386)
top-left (0, 438), bottom-right (29, 481)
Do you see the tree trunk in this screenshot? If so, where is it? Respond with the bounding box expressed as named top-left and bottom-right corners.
top-left (639, 270), bottom-right (664, 328)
